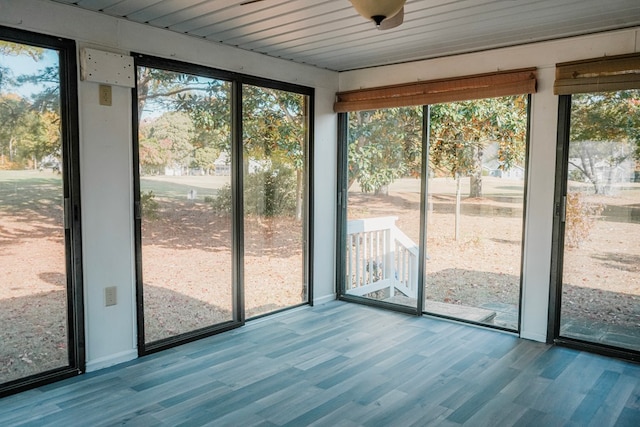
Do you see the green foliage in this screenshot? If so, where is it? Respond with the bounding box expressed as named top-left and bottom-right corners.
top-left (138, 112), bottom-right (195, 175)
top-left (564, 192), bottom-right (604, 248)
top-left (430, 96), bottom-right (528, 178)
top-left (1, 44), bottom-right (61, 170)
top-left (243, 85), bottom-right (306, 170)
top-left (211, 165), bottom-right (297, 217)
top-left (140, 190), bottom-right (159, 219)
top-left (346, 97), bottom-right (528, 196)
top-left (348, 107), bottom-right (422, 193)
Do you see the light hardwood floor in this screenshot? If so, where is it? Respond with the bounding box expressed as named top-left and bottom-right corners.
top-left (0, 301), bottom-right (638, 426)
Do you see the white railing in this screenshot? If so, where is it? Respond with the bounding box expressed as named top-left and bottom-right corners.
top-left (345, 216), bottom-right (419, 299)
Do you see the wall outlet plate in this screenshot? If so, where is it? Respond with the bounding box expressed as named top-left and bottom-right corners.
top-left (99, 84), bottom-right (112, 106)
top-left (105, 286), bottom-right (117, 307)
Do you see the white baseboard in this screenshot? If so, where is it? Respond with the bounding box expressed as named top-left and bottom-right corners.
top-left (85, 349), bottom-right (138, 372)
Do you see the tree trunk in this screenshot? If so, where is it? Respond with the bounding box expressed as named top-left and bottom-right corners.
top-left (455, 174), bottom-right (461, 241)
top-left (295, 169), bottom-right (303, 221)
top-left (469, 144), bottom-right (483, 198)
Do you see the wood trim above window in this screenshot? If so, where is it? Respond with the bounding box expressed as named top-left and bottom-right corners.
top-left (334, 68), bottom-right (537, 113)
top-left (554, 52), bottom-right (640, 95)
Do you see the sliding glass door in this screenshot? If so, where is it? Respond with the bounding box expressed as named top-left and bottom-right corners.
top-left (242, 84), bottom-right (310, 319)
top-left (338, 95), bottom-right (529, 328)
top-left (133, 56), bottom-right (313, 353)
top-left (341, 107), bottom-right (425, 312)
top-left (134, 58), bottom-right (237, 352)
top-left (424, 96), bottom-right (529, 330)
top-left (553, 90), bottom-right (640, 354)
top-left (0, 27), bottom-right (83, 395)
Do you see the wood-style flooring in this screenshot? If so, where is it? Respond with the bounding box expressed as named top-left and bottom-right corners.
top-left (0, 301), bottom-right (639, 426)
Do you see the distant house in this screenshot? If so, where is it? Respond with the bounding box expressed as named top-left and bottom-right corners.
top-left (483, 160), bottom-right (525, 180)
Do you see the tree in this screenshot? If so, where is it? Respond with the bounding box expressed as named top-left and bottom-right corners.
top-left (568, 90), bottom-right (640, 194)
top-left (347, 107), bottom-right (422, 194)
top-left (429, 96), bottom-right (528, 240)
top-left (138, 112), bottom-right (195, 175)
top-left (430, 96), bottom-right (528, 198)
top-left (345, 97), bottom-right (527, 241)
top-left (242, 85), bottom-right (308, 219)
top-left (0, 94), bottom-right (59, 169)
top-left (137, 68), bottom-right (232, 176)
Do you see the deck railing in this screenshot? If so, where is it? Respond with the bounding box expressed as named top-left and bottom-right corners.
top-left (345, 216), bottom-right (418, 299)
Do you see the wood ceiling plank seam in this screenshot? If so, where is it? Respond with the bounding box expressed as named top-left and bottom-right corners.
top-left (224, 13), bottom-right (362, 48)
top-left (125, 0), bottom-right (211, 23)
top-left (168, 0), bottom-right (294, 33)
top-left (187, 0), bottom-right (339, 39)
top-left (205, 5), bottom-right (357, 45)
top-left (101, 0), bottom-right (166, 17)
top-left (146, 0), bottom-right (238, 28)
top-left (76, 0), bottom-right (125, 11)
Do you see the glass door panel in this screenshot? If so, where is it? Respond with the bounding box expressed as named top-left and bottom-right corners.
top-left (424, 96), bottom-right (528, 330)
top-left (242, 85), bottom-right (309, 318)
top-left (136, 65), bottom-right (234, 345)
top-left (345, 107), bottom-right (423, 310)
top-left (0, 41), bottom-right (69, 383)
top-left (559, 90), bottom-right (640, 352)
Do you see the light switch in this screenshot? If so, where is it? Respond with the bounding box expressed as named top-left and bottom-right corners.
top-left (99, 84), bottom-right (112, 106)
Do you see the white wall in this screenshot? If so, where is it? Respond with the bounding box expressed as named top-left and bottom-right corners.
top-left (1, 0), bottom-right (338, 371)
top-left (340, 28), bottom-right (640, 342)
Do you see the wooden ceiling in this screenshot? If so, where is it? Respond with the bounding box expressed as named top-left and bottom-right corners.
top-left (50, 0), bottom-right (640, 71)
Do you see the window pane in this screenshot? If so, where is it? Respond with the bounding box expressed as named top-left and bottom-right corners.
top-left (137, 66), bottom-right (234, 343)
top-left (242, 85), bottom-right (308, 318)
top-left (345, 107), bottom-right (423, 309)
top-left (560, 90), bottom-right (640, 352)
top-left (0, 42), bottom-right (68, 382)
top-left (424, 96), bottom-right (528, 330)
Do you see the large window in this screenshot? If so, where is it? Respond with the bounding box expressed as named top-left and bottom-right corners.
top-left (343, 106), bottom-right (424, 313)
top-left (0, 27), bottom-right (82, 396)
top-left (133, 55), bottom-right (313, 354)
top-left (134, 59), bottom-right (236, 350)
top-left (424, 96), bottom-right (529, 330)
top-left (337, 70), bottom-right (534, 329)
top-left (553, 90), bottom-right (640, 355)
top-left (242, 84), bottom-right (310, 319)
top-left (550, 54), bottom-right (640, 360)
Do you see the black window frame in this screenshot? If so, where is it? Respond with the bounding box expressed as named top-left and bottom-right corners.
top-left (548, 93), bottom-right (640, 363)
top-left (0, 25), bottom-right (84, 397)
top-left (131, 53), bottom-right (314, 356)
top-left (336, 95), bottom-right (532, 333)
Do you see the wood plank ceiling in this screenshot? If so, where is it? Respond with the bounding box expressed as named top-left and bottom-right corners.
top-left (50, 0), bottom-right (640, 71)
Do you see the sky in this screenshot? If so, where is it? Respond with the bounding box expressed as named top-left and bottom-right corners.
top-left (1, 46), bottom-right (58, 97)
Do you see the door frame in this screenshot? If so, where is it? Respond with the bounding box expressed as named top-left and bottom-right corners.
top-left (548, 94), bottom-right (640, 362)
top-left (132, 54), bottom-right (314, 355)
top-left (0, 25), bottom-right (84, 397)
top-left (335, 107), bottom-right (427, 316)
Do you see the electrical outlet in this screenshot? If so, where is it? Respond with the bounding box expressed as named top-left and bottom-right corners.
top-left (105, 286), bottom-right (117, 306)
top-left (99, 84), bottom-right (112, 106)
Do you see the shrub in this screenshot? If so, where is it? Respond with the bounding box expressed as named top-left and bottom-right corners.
top-left (141, 190), bottom-right (159, 219)
top-left (210, 166), bottom-right (297, 216)
top-left (564, 192), bottom-right (604, 248)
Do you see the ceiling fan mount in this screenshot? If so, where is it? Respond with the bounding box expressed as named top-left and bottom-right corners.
top-left (239, 0), bottom-right (406, 30)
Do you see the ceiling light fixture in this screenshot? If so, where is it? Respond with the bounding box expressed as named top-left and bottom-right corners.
top-left (350, 0), bottom-right (406, 27)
